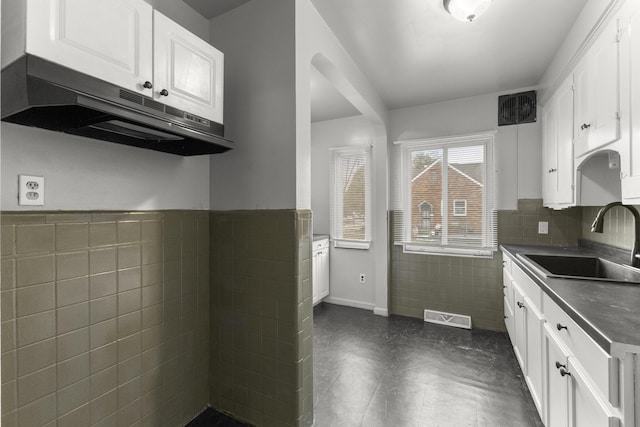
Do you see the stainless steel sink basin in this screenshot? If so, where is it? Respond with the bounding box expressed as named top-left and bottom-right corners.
top-left (518, 253), bottom-right (640, 284)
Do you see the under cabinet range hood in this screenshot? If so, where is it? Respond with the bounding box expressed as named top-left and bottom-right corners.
top-left (1, 55), bottom-right (233, 156)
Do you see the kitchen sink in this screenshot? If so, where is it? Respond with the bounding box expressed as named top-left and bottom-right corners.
top-left (517, 253), bottom-right (640, 284)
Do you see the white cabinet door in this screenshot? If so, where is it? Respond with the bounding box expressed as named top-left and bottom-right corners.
top-left (542, 97), bottom-right (558, 204)
top-left (556, 77), bottom-right (575, 205)
top-left (317, 248), bottom-right (330, 300)
top-left (525, 295), bottom-right (544, 419)
top-left (153, 11), bottom-right (224, 124)
top-left (574, 19), bottom-right (620, 157)
top-left (569, 358), bottom-right (619, 427)
top-left (513, 283), bottom-right (527, 373)
top-left (620, 4), bottom-right (640, 203)
top-left (312, 251), bottom-right (319, 304)
top-left (543, 76), bottom-right (574, 208)
top-left (544, 324), bottom-right (570, 427)
top-left (26, 0), bottom-right (153, 94)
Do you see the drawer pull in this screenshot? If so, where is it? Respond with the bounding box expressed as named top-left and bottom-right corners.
top-left (556, 323), bottom-right (568, 331)
top-left (517, 301), bottom-right (524, 309)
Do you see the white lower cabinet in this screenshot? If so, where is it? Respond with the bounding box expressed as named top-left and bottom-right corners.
top-left (503, 251), bottom-right (625, 427)
top-left (544, 324), bottom-right (571, 427)
top-left (312, 238), bottom-right (329, 305)
top-left (511, 275), bottom-right (544, 420)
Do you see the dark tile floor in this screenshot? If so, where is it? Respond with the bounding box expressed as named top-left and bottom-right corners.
top-left (312, 303), bottom-right (544, 427)
top-left (186, 408), bottom-right (251, 427)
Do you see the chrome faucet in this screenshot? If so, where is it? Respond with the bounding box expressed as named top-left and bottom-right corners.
top-left (591, 202), bottom-right (640, 268)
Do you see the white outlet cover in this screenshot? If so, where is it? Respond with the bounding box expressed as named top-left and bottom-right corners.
top-left (18, 175), bottom-right (45, 206)
top-left (538, 221), bottom-right (548, 235)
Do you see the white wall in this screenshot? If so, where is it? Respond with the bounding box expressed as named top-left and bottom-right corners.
top-left (296, 0), bottom-right (390, 316)
top-left (208, 0), bottom-right (297, 210)
top-left (1, 3), bottom-right (213, 212)
top-left (311, 115), bottom-right (376, 308)
top-left (1, 123), bottom-right (210, 210)
top-left (389, 91), bottom-right (543, 210)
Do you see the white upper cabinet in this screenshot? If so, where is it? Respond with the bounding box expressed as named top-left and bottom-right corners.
top-left (153, 11), bottom-right (224, 125)
top-left (542, 76), bottom-right (575, 208)
top-left (574, 18), bottom-right (620, 158)
top-left (5, 0), bottom-right (224, 124)
top-left (619, 2), bottom-right (640, 203)
top-left (25, 0), bottom-right (153, 95)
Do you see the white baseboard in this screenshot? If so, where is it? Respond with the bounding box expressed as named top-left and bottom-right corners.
top-left (373, 307), bottom-right (389, 317)
top-left (322, 296), bottom-right (375, 311)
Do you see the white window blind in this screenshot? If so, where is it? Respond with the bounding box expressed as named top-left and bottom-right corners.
top-left (330, 146), bottom-right (372, 249)
top-left (392, 133), bottom-right (497, 257)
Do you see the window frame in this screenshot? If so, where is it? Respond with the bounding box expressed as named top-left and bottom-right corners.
top-left (395, 132), bottom-right (496, 258)
top-left (329, 145), bottom-right (372, 250)
top-left (453, 199), bottom-right (467, 217)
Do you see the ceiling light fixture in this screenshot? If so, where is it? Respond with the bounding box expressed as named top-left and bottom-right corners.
top-left (443, 0), bottom-right (493, 22)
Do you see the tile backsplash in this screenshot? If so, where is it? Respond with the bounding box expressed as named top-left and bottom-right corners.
top-left (1, 211), bottom-right (210, 427)
top-left (208, 210), bottom-right (313, 427)
top-left (581, 205), bottom-right (640, 250)
top-left (390, 199), bottom-right (583, 331)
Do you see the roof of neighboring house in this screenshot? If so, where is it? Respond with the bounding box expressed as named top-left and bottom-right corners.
top-left (412, 159), bottom-right (483, 187)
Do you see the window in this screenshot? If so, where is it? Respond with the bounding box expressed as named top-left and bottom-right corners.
top-left (393, 132), bottom-right (496, 257)
top-left (330, 146), bottom-right (372, 249)
top-left (453, 200), bottom-right (467, 216)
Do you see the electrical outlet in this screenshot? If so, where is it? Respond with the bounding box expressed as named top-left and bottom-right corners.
top-left (538, 221), bottom-right (548, 235)
top-left (359, 273), bottom-right (365, 284)
top-left (18, 175), bottom-right (45, 206)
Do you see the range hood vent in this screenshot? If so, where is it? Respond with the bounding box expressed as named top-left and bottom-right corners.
top-left (1, 55), bottom-right (233, 156)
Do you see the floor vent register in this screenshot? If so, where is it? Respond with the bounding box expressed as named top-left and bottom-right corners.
top-left (423, 309), bottom-right (472, 329)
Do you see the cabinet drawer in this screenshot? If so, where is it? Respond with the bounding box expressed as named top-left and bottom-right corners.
top-left (511, 263), bottom-right (542, 310)
top-left (543, 293), bottom-right (619, 406)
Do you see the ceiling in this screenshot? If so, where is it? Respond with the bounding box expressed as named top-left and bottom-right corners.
top-left (185, 0), bottom-right (588, 121)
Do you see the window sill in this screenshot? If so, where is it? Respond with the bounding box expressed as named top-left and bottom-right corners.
top-left (400, 242), bottom-right (494, 259)
top-left (333, 239), bottom-right (371, 250)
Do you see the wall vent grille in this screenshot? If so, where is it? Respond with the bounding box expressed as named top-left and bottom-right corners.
top-left (498, 90), bottom-right (537, 126)
top-left (143, 98), bottom-right (165, 112)
top-left (119, 89), bottom-right (143, 105)
top-left (423, 309), bottom-right (472, 329)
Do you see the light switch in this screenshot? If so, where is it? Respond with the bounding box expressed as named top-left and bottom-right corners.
top-left (538, 221), bottom-right (548, 235)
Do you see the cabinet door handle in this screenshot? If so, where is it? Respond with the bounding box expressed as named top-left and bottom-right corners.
top-left (559, 368), bottom-right (572, 377)
top-left (556, 323), bottom-right (568, 331)
top-left (555, 361), bottom-right (566, 370)
top-left (160, 89), bottom-right (169, 96)
top-left (517, 301), bottom-right (524, 308)
top-left (143, 81), bottom-right (153, 89)
top-left (502, 260), bottom-right (507, 267)
top-left (581, 123), bottom-right (591, 130)
top-left (549, 168), bottom-right (557, 173)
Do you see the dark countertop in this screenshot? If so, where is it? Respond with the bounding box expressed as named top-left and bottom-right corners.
top-left (501, 244), bottom-right (640, 356)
